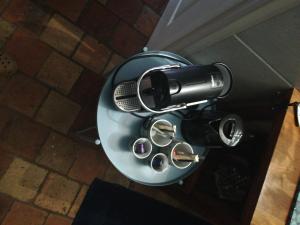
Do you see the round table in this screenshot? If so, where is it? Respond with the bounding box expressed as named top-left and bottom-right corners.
top-left (97, 51), bottom-right (207, 186)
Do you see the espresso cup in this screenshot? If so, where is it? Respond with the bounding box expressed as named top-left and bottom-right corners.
top-left (131, 137), bottom-right (152, 159)
top-left (149, 153), bottom-right (168, 172)
top-left (164, 141), bottom-right (194, 169)
top-left (141, 118), bottom-right (175, 147)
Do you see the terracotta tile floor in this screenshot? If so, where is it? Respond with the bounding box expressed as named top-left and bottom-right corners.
top-left (0, 0), bottom-right (175, 224)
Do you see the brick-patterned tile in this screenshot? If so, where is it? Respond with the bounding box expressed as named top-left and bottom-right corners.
top-left (68, 147), bottom-right (110, 184)
top-left (0, 158), bottom-right (48, 201)
top-left (37, 52), bottom-right (83, 94)
top-left (36, 91), bottom-right (81, 134)
top-left (36, 132), bottom-right (78, 174)
top-left (0, 73), bottom-right (48, 117)
top-left (0, 1), bottom-right (8, 13)
top-left (107, 0), bottom-right (143, 25)
top-left (41, 14), bottom-right (83, 56)
top-left (3, 0), bottom-right (51, 34)
top-left (0, 107), bottom-right (15, 133)
top-left (135, 6), bottom-right (159, 37)
top-left (2, 202), bottom-right (47, 225)
top-left (0, 193), bottom-right (13, 222)
top-left (0, 52), bottom-right (18, 90)
top-left (0, 151), bottom-right (13, 178)
top-left (0, 18), bottom-right (15, 49)
top-left (73, 35), bottom-right (111, 74)
top-left (111, 21), bottom-right (146, 57)
top-left (78, 1), bottom-right (119, 41)
top-left (45, 214), bottom-right (72, 225)
top-left (35, 173), bottom-right (80, 214)
top-left (103, 53), bottom-right (124, 76)
top-left (5, 28), bottom-right (51, 76)
top-left (143, 0), bottom-right (168, 14)
top-left (47, 0), bottom-right (86, 22)
top-left (0, 115), bottom-right (49, 160)
top-left (102, 164), bottom-right (130, 188)
top-left (68, 185), bottom-right (88, 218)
top-left (97, 0), bottom-right (107, 5)
top-left (69, 70), bottom-right (103, 106)
top-left (0, 74), bottom-right (9, 93)
top-left (70, 98), bottom-right (98, 135)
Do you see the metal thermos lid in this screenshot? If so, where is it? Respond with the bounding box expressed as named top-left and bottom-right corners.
top-left (219, 114), bottom-right (243, 147)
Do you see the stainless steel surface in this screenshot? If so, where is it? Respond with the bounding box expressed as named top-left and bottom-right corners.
top-left (136, 64), bottom-right (186, 114)
top-left (113, 81), bottom-right (140, 112)
top-left (218, 114), bottom-right (243, 147)
top-left (131, 137), bottom-right (152, 159)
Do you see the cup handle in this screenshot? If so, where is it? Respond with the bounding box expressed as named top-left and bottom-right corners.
top-left (208, 118), bottom-right (222, 135)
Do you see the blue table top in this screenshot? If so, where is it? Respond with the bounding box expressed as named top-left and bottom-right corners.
top-left (96, 52), bottom-right (207, 186)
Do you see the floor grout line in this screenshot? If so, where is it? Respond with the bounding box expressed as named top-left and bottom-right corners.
top-left (0, 195), bottom-right (73, 222)
top-left (32, 85), bottom-right (51, 120)
top-left (41, 213), bottom-right (50, 225)
top-left (0, 137), bottom-right (93, 186)
top-left (32, 171), bottom-right (50, 204)
top-left (0, 194), bottom-right (14, 225)
top-left (65, 183), bottom-right (83, 217)
top-left (0, 154), bottom-right (91, 218)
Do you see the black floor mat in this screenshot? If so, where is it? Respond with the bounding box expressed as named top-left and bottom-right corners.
top-left (72, 179), bottom-right (211, 225)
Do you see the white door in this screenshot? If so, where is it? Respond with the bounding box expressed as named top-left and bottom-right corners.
top-left (147, 0), bottom-right (296, 54)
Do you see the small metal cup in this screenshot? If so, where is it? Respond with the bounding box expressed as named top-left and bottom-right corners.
top-left (164, 141), bottom-right (194, 170)
top-left (131, 137), bottom-right (152, 159)
top-left (141, 118), bottom-right (175, 147)
top-left (149, 153), bottom-right (168, 172)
